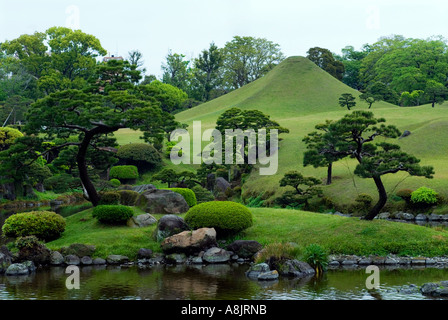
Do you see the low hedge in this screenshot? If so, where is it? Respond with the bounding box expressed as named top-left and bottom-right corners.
top-left (118, 190), bottom-right (139, 206)
top-left (164, 188), bottom-right (197, 207)
top-left (184, 201), bottom-right (253, 235)
top-left (98, 191), bottom-right (121, 205)
top-left (2, 211), bottom-right (66, 242)
top-left (109, 165), bottom-right (139, 180)
top-left (92, 205), bottom-right (134, 225)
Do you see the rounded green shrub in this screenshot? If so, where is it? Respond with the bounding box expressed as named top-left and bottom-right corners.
top-left (98, 191), bottom-right (121, 205)
top-left (2, 211), bottom-right (66, 241)
top-left (0, 127), bottom-right (23, 151)
top-left (117, 143), bottom-right (162, 171)
top-left (411, 187), bottom-right (438, 205)
top-left (92, 205), bottom-right (134, 224)
top-left (184, 201), bottom-right (253, 235)
top-left (191, 185), bottom-right (215, 204)
top-left (109, 179), bottom-right (121, 187)
top-left (109, 165), bottom-right (139, 180)
top-left (118, 190), bottom-right (139, 206)
top-left (355, 193), bottom-right (373, 206)
top-left (396, 189), bottom-right (413, 202)
top-left (164, 188), bottom-right (197, 207)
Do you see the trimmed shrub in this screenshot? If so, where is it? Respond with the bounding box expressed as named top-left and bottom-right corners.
top-left (191, 185), bottom-right (215, 204)
top-left (164, 188), bottom-right (197, 207)
top-left (118, 190), bottom-right (139, 206)
top-left (109, 179), bottom-right (121, 188)
top-left (411, 187), bottom-right (439, 206)
top-left (184, 201), bottom-right (253, 235)
top-left (98, 191), bottom-right (121, 205)
top-left (117, 143), bottom-right (162, 171)
top-left (92, 205), bottom-right (134, 225)
top-left (2, 211), bottom-right (66, 241)
top-left (109, 165), bottom-right (139, 180)
top-left (396, 189), bottom-right (413, 202)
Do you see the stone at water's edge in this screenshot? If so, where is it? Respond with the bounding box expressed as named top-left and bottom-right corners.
top-left (61, 243), bottom-right (96, 258)
top-left (5, 261), bottom-right (35, 276)
top-left (136, 189), bottom-right (189, 215)
top-left (203, 247), bottom-right (231, 264)
top-left (278, 260), bottom-right (315, 278)
top-left (245, 263), bottom-right (270, 279)
top-left (155, 214), bottom-right (190, 242)
top-left (137, 248), bottom-right (153, 259)
top-left (106, 255), bottom-right (129, 264)
top-left (50, 251), bottom-right (64, 265)
top-left (165, 253), bottom-right (187, 264)
top-left (65, 255), bottom-right (80, 265)
top-left (258, 270), bottom-right (279, 281)
top-left (226, 240), bottom-right (262, 259)
top-left (161, 228), bottom-right (217, 254)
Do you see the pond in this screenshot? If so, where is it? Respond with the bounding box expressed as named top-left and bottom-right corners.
top-left (1, 263), bottom-right (447, 300)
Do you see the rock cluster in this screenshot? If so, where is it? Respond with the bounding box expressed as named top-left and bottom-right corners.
top-left (328, 254), bottom-right (448, 268)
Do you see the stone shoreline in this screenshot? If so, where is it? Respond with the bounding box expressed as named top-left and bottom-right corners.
top-left (328, 254), bottom-right (448, 268)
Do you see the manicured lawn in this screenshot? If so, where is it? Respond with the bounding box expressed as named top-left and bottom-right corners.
top-left (46, 206), bottom-right (448, 259)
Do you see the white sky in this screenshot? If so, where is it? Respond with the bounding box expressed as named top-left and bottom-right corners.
top-left (1, 0), bottom-right (447, 78)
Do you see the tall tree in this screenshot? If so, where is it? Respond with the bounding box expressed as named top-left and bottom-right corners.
top-left (23, 59), bottom-right (178, 206)
top-left (307, 47), bottom-right (345, 80)
top-left (425, 80), bottom-right (448, 107)
top-left (161, 51), bottom-right (192, 94)
top-left (327, 111), bottom-right (434, 220)
top-left (193, 42), bottom-right (224, 101)
top-left (223, 36), bottom-right (284, 89)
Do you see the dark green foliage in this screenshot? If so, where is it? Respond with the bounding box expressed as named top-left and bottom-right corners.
top-left (191, 185), bottom-right (215, 204)
top-left (276, 171), bottom-right (322, 209)
top-left (164, 188), bottom-right (197, 207)
top-left (307, 47), bottom-right (345, 80)
top-left (109, 165), bottom-right (139, 180)
top-left (92, 205), bottom-right (134, 225)
top-left (117, 190), bottom-right (139, 206)
top-left (185, 201), bottom-right (253, 235)
top-left (15, 235), bottom-right (41, 249)
top-left (43, 174), bottom-right (81, 193)
top-left (117, 143), bottom-right (162, 171)
top-left (2, 211), bottom-right (66, 241)
top-left (338, 93), bottom-right (357, 110)
top-left (355, 193), bottom-right (373, 206)
top-left (396, 189), bottom-right (413, 202)
top-left (98, 191), bottom-right (121, 205)
top-left (303, 244), bottom-right (328, 274)
top-left (152, 168), bottom-right (198, 188)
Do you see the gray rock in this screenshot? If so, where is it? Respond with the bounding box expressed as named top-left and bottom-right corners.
top-left (5, 263), bottom-right (29, 276)
top-left (106, 255), bottom-right (129, 264)
top-left (61, 243), bottom-right (96, 257)
top-left (214, 177), bottom-right (231, 193)
top-left (0, 251), bottom-right (12, 274)
top-left (328, 260), bottom-right (340, 267)
top-left (165, 253), bottom-right (187, 264)
top-left (127, 213), bottom-right (157, 228)
top-left (161, 228), bottom-right (217, 254)
top-left (50, 251), bottom-right (64, 265)
top-left (428, 213), bottom-right (442, 221)
top-left (22, 261), bottom-right (36, 272)
top-left (65, 255), bottom-right (80, 265)
top-left (137, 248), bottom-right (153, 259)
top-left (203, 247), bottom-right (231, 264)
top-left (401, 213), bottom-right (415, 220)
top-left (231, 255), bottom-right (239, 261)
top-left (421, 283), bottom-right (438, 295)
top-left (92, 258), bottom-right (106, 265)
top-left (342, 260), bottom-right (357, 265)
top-left (191, 256), bottom-right (203, 264)
top-left (385, 258), bottom-right (399, 265)
top-left (411, 258), bottom-right (426, 266)
top-left (415, 214), bottom-right (428, 221)
top-left (398, 285), bottom-right (419, 294)
top-left (377, 212), bottom-right (390, 220)
top-left (155, 214), bottom-right (190, 242)
top-left (278, 260), bottom-right (315, 278)
top-left (426, 258), bottom-right (436, 265)
top-left (227, 240), bottom-right (262, 259)
top-left (258, 270), bottom-right (279, 281)
top-left (136, 189), bottom-right (189, 215)
top-left (81, 256), bottom-right (93, 265)
top-left (237, 258), bottom-right (245, 263)
top-left (132, 184), bottom-right (156, 193)
top-left (358, 258), bottom-right (373, 265)
top-left (246, 263), bottom-right (270, 279)
top-left (399, 130), bottom-right (411, 139)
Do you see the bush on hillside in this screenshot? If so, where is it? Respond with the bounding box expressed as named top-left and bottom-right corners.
top-left (92, 205), bottom-right (134, 225)
top-left (184, 201), bottom-right (253, 236)
top-left (2, 211), bottom-right (66, 241)
top-left (191, 185), bottom-right (215, 204)
top-left (118, 190), bottom-right (139, 206)
top-left (98, 191), bottom-right (121, 205)
top-left (117, 143), bottom-right (162, 172)
top-left (396, 189), bottom-right (413, 203)
top-left (164, 188), bottom-right (197, 207)
top-left (109, 165), bottom-right (139, 183)
top-left (411, 187), bottom-right (439, 206)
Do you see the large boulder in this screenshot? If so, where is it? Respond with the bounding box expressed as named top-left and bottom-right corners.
top-left (50, 251), bottom-right (64, 265)
top-left (215, 177), bottom-right (231, 193)
top-left (132, 184), bottom-right (156, 193)
top-left (161, 228), bottom-right (217, 254)
top-left (203, 247), bottom-right (231, 264)
top-left (17, 242), bottom-right (51, 266)
top-left (127, 213), bottom-right (157, 228)
top-left (136, 189), bottom-right (189, 214)
top-left (277, 260), bottom-right (315, 278)
top-left (5, 261), bottom-right (35, 276)
top-left (106, 255), bottom-right (129, 264)
top-left (155, 214), bottom-right (189, 242)
top-left (0, 253), bottom-right (12, 274)
top-left (245, 263), bottom-right (270, 279)
top-left (227, 240), bottom-right (262, 259)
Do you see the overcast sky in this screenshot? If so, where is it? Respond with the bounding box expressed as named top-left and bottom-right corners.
top-left (1, 0), bottom-right (447, 77)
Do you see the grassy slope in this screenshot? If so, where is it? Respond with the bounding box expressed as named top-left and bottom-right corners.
top-left (46, 207), bottom-right (448, 258)
top-left (114, 56), bottom-right (448, 207)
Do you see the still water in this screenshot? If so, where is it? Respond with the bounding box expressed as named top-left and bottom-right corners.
top-left (1, 263), bottom-right (447, 300)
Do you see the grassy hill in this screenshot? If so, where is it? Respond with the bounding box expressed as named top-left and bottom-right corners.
top-left (116, 56), bottom-right (448, 209)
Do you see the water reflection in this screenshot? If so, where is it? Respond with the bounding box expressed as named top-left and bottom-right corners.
top-left (1, 264), bottom-right (448, 300)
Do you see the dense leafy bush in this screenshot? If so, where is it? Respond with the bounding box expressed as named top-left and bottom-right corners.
top-left (15, 235), bottom-right (41, 249)
top-left (191, 185), bottom-right (215, 204)
top-left (92, 205), bottom-right (134, 224)
top-left (396, 189), bottom-right (413, 202)
top-left (109, 165), bottom-right (139, 181)
top-left (43, 174), bottom-right (80, 193)
top-left (303, 244), bottom-right (328, 274)
top-left (109, 179), bottom-right (121, 188)
top-left (98, 191), bottom-right (121, 205)
top-left (118, 190), bottom-right (139, 206)
top-left (0, 127), bottom-right (23, 151)
top-left (185, 201), bottom-right (253, 235)
top-left (164, 188), bottom-right (197, 207)
top-left (411, 187), bottom-right (439, 205)
top-left (2, 211), bottom-right (66, 241)
top-left (117, 143), bottom-right (162, 171)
